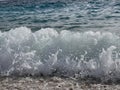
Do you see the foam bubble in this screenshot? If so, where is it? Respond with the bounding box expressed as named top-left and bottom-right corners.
top-left (0, 27), bottom-right (120, 80)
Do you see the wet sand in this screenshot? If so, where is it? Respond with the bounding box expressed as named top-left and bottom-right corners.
top-left (0, 77), bottom-right (120, 90)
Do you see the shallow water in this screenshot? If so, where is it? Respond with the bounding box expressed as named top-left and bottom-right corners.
top-left (0, 0), bottom-right (120, 81)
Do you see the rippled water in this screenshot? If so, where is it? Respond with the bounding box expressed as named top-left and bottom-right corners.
top-left (0, 0), bottom-right (120, 32)
top-left (0, 0), bottom-right (120, 80)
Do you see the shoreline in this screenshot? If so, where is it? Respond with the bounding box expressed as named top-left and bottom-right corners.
top-left (0, 76), bottom-right (120, 90)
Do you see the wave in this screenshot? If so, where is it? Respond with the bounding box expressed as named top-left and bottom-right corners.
top-left (0, 27), bottom-right (120, 80)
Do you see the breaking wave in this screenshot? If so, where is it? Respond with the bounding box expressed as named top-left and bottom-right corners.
top-left (0, 27), bottom-right (120, 80)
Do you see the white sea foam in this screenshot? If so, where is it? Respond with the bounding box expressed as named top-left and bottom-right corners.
top-left (0, 27), bottom-right (120, 79)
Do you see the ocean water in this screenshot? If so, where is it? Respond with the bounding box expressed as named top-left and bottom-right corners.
top-left (0, 0), bottom-right (120, 80)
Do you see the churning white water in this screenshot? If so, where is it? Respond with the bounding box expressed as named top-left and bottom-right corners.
top-left (0, 27), bottom-right (120, 80)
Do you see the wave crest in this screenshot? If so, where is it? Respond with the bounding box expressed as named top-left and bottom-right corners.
top-left (0, 27), bottom-right (120, 80)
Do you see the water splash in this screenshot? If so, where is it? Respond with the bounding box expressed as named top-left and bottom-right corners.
top-left (0, 27), bottom-right (120, 80)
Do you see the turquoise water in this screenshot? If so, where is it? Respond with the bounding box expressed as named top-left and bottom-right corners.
top-left (0, 0), bottom-right (120, 32)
